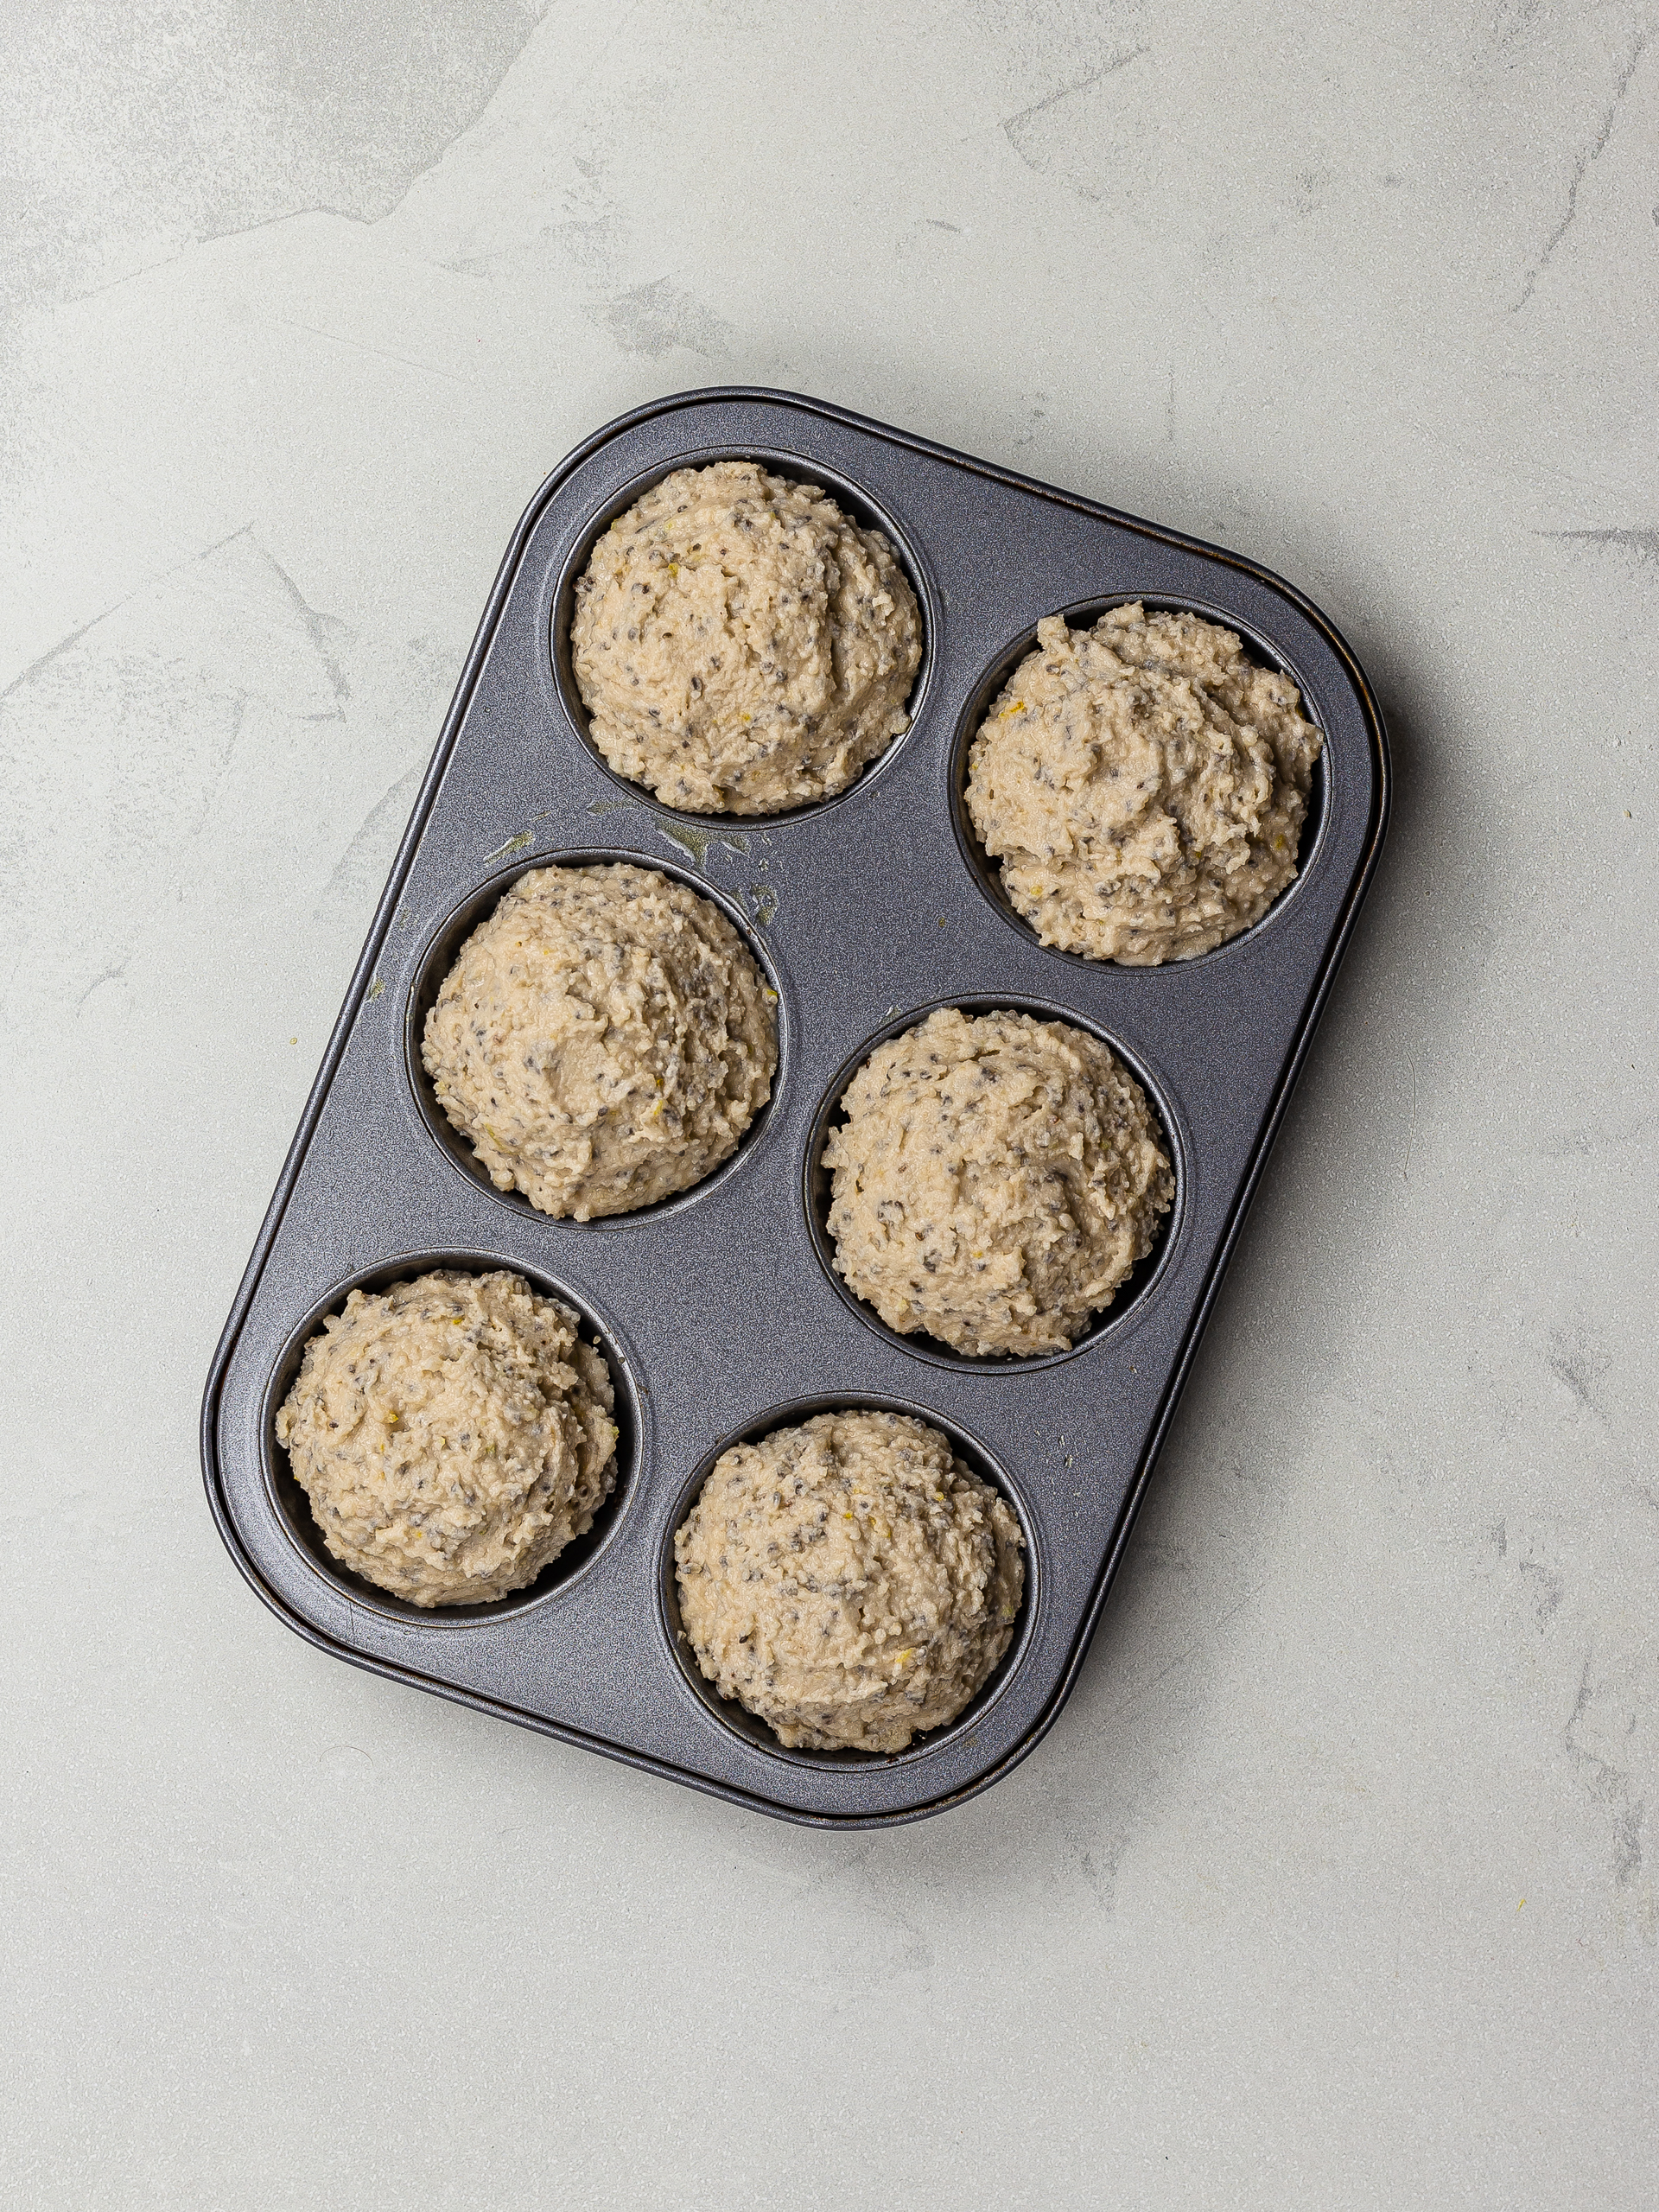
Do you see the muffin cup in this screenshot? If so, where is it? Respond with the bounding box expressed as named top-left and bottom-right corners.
top-left (658, 1395), bottom-right (1038, 1769)
top-left (261, 1252), bottom-right (640, 1626)
top-left (949, 594), bottom-right (1332, 972)
top-left (404, 847), bottom-right (789, 1229)
top-left (550, 448), bottom-right (938, 826)
top-left (803, 995), bottom-right (1184, 1372)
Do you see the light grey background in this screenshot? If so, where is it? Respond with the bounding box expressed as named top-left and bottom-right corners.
top-left (3, 3), bottom-right (1654, 2205)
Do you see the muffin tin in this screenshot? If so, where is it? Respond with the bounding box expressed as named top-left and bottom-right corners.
top-left (200, 388), bottom-right (1389, 1827)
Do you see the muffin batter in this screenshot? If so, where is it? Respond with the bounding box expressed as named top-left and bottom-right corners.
top-left (823, 1005), bottom-right (1173, 1357)
top-left (423, 862), bottom-right (776, 1220)
top-left (569, 460), bottom-right (922, 815)
top-left (674, 1408), bottom-right (1024, 1752)
top-left (965, 603), bottom-right (1324, 963)
top-left (276, 1269), bottom-right (618, 1607)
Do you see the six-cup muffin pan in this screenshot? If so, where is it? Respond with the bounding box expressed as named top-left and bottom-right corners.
top-left (201, 388), bottom-right (1389, 1827)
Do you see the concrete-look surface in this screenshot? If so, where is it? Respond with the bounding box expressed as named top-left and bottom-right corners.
top-left (3, 3), bottom-right (1653, 2206)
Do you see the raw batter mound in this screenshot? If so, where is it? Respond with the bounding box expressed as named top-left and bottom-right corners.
top-left (569, 461), bottom-right (922, 815)
top-left (276, 1269), bottom-right (618, 1607)
top-left (674, 1409), bottom-right (1024, 1752)
top-left (423, 862), bottom-right (776, 1221)
top-left (965, 604), bottom-right (1324, 963)
top-left (823, 1006), bottom-right (1173, 1357)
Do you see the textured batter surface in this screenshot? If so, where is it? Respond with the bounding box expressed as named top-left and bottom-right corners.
top-left (966, 604), bottom-right (1324, 963)
top-left (674, 1409), bottom-right (1024, 1752)
top-left (569, 460), bottom-right (923, 815)
top-left (823, 1006), bottom-right (1173, 1357)
top-left (423, 861), bottom-right (777, 1220)
top-left (275, 1270), bottom-right (618, 1608)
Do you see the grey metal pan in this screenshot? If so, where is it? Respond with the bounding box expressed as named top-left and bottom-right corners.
top-left (200, 387), bottom-right (1389, 1827)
